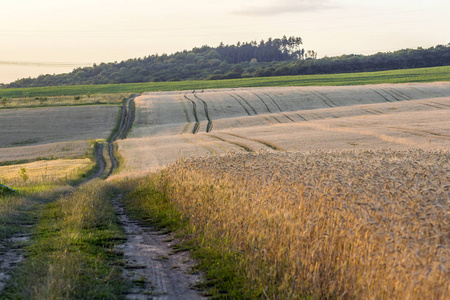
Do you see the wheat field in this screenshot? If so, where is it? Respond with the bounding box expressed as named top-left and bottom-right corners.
top-left (116, 82), bottom-right (450, 176)
top-left (150, 149), bottom-right (449, 299)
top-left (0, 158), bottom-right (92, 185)
top-left (0, 105), bottom-right (118, 148)
top-left (0, 105), bottom-right (119, 165)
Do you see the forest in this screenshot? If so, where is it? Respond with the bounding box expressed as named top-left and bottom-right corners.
top-left (3, 36), bottom-right (449, 88)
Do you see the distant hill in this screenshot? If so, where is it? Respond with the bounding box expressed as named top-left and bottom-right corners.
top-left (3, 37), bottom-right (449, 89)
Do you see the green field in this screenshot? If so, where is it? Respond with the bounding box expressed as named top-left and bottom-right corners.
top-left (1, 66), bottom-right (449, 98)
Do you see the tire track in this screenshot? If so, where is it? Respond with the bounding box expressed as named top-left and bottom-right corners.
top-left (296, 113), bottom-right (308, 121)
top-left (363, 108), bottom-right (384, 115)
top-left (422, 103), bottom-right (445, 109)
top-left (252, 92), bottom-right (272, 113)
top-left (208, 134), bottom-right (253, 152)
top-left (108, 99), bottom-right (203, 298)
top-left (391, 127), bottom-right (450, 140)
top-left (310, 90), bottom-right (337, 107)
top-left (389, 88), bottom-right (411, 100)
top-left (177, 95), bottom-right (192, 131)
top-left (227, 93), bottom-right (251, 116)
top-left (232, 93), bottom-right (258, 115)
top-left (430, 101), bottom-right (450, 108)
top-left (262, 92), bottom-right (283, 112)
top-left (115, 196), bottom-right (204, 300)
top-left (193, 94), bottom-right (213, 133)
top-left (222, 132), bottom-right (283, 151)
top-left (370, 89), bottom-right (393, 102)
top-left (381, 89), bottom-right (402, 101)
top-left (184, 95), bottom-right (200, 134)
top-left (282, 113), bottom-right (296, 122)
top-left (107, 95), bottom-right (137, 176)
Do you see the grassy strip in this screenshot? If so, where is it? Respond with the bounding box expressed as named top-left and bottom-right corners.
top-left (1, 181), bottom-right (128, 299)
top-left (0, 93), bottom-right (127, 108)
top-left (1, 66), bottom-right (449, 98)
top-left (117, 175), bottom-right (254, 299)
top-left (0, 194), bottom-right (37, 241)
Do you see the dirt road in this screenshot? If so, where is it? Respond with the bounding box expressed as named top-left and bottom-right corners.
top-left (108, 96), bottom-right (205, 298)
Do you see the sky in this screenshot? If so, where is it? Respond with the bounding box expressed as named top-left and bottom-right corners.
top-left (0, 0), bottom-right (449, 84)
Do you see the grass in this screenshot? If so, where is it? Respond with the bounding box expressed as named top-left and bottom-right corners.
top-left (1, 180), bottom-right (128, 299)
top-left (0, 93), bottom-right (127, 109)
top-left (1, 66), bottom-right (449, 98)
top-left (119, 149), bottom-right (450, 299)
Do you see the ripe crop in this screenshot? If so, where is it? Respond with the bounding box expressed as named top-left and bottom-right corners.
top-left (149, 149), bottom-right (449, 299)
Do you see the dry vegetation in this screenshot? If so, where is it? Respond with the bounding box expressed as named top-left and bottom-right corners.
top-left (146, 149), bottom-right (449, 299)
top-left (0, 158), bottom-right (92, 186)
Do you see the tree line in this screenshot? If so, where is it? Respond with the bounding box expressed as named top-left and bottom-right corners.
top-left (2, 37), bottom-right (449, 88)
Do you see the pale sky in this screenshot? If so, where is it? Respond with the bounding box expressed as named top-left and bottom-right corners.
top-left (1, 0), bottom-right (449, 84)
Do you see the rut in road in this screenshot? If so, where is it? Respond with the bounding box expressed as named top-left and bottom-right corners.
top-left (115, 197), bottom-right (204, 300)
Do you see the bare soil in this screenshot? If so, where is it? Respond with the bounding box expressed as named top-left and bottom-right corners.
top-left (115, 197), bottom-right (204, 300)
top-left (0, 235), bottom-right (30, 291)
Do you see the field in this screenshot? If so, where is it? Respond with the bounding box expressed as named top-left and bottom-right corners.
top-left (132, 149), bottom-right (449, 299)
top-left (116, 82), bottom-right (450, 175)
top-left (0, 93), bottom-right (126, 109)
top-left (1, 66), bottom-right (449, 98)
top-left (0, 158), bottom-right (92, 185)
top-left (0, 71), bottom-right (449, 298)
top-left (111, 80), bottom-right (449, 298)
top-left (0, 105), bottom-right (119, 165)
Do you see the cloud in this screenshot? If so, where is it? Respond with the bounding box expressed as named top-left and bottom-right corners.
top-left (233, 0), bottom-right (337, 16)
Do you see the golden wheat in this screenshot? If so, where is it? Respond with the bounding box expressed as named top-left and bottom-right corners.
top-left (153, 149), bottom-right (449, 299)
top-left (0, 158), bottom-right (92, 185)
